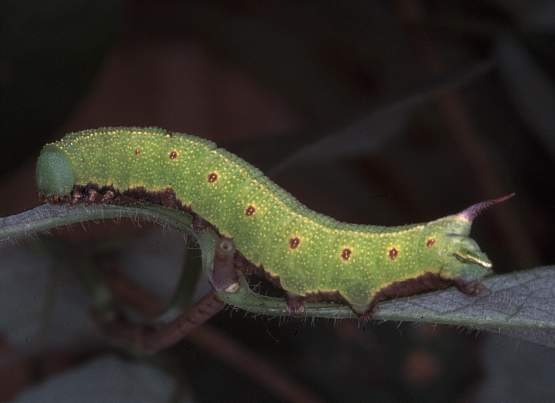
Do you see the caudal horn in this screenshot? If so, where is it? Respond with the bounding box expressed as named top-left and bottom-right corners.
top-left (458, 193), bottom-right (515, 222)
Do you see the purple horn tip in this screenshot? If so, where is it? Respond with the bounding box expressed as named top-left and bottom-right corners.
top-left (458, 192), bottom-right (515, 222)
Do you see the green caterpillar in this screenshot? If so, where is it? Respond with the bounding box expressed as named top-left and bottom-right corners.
top-left (36, 127), bottom-right (511, 316)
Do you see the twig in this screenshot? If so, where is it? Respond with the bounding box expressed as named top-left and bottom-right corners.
top-left (93, 292), bottom-right (225, 353)
top-left (101, 266), bottom-right (325, 403)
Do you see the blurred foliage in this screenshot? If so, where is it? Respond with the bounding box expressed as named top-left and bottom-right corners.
top-left (11, 356), bottom-right (194, 403)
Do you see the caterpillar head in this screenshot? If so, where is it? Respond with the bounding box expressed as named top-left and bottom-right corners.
top-left (36, 145), bottom-right (75, 197)
top-left (430, 194), bottom-right (514, 281)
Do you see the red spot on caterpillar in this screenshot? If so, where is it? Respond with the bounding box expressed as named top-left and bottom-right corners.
top-left (289, 237), bottom-right (300, 249)
top-left (389, 247), bottom-right (398, 260)
top-left (245, 205), bottom-right (256, 216)
top-left (341, 248), bottom-right (352, 261)
top-left (134, 148), bottom-right (141, 156)
top-left (207, 172), bottom-right (218, 183)
top-left (426, 238), bottom-right (436, 248)
top-left (169, 150), bottom-right (178, 160)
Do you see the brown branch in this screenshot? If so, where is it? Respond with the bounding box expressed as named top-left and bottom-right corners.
top-left (92, 292), bottom-right (224, 353)
top-left (92, 231), bottom-right (237, 353)
top-left (98, 267), bottom-right (324, 403)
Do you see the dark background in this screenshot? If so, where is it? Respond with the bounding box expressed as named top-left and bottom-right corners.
top-left (1, 1), bottom-right (554, 402)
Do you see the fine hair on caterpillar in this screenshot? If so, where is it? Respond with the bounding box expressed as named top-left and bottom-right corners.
top-left (36, 127), bottom-right (514, 317)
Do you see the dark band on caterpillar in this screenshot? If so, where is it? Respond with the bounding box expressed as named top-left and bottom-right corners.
top-left (49, 184), bottom-right (190, 213)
